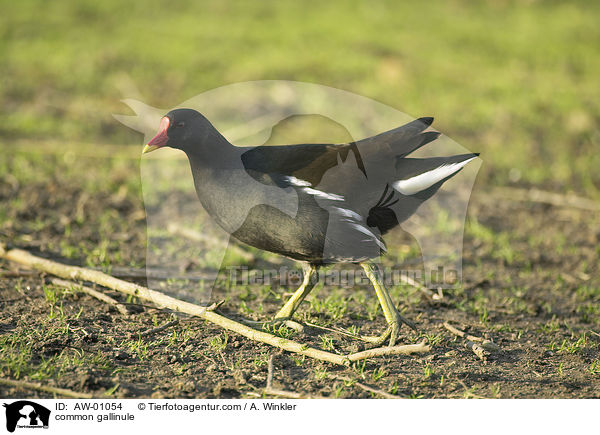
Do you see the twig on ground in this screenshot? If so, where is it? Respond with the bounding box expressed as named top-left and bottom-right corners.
top-left (302, 321), bottom-right (402, 345)
top-left (443, 321), bottom-right (500, 352)
top-left (137, 320), bottom-right (179, 338)
top-left (90, 266), bottom-right (217, 282)
top-left (0, 245), bottom-right (347, 365)
top-left (50, 278), bottom-right (129, 316)
top-left (303, 321), bottom-right (361, 339)
top-left (1, 244), bottom-right (431, 366)
top-left (0, 378), bottom-right (94, 399)
top-left (332, 375), bottom-right (401, 399)
top-left (491, 187), bottom-right (600, 212)
top-left (347, 341), bottom-right (430, 362)
top-left (465, 341), bottom-right (488, 362)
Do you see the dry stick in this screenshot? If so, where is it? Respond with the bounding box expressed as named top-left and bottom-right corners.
top-left (90, 266), bottom-right (216, 282)
top-left (465, 341), bottom-right (488, 362)
top-left (303, 321), bottom-right (395, 345)
top-left (346, 341), bottom-right (430, 362)
top-left (0, 378), bottom-right (94, 399)
top-left (491, 187), bottom-right (600, 212)
top-left (0, 245), bottom-right (344, 365)
top-left (137, 320), bottom-right (179, 338)
top-left (50, 278), bottom-right (129, 316)
top-left (1, 245), bottom-right (426, 365)
top-left (443, 321), bottom-right (500, 352)
top-left (332, 375), bottom-right (401, 399)
top-left (444, 321), bottom-right (495, 361)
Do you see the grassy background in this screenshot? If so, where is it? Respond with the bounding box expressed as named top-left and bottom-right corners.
top-left (1, 1), bottom-right (599, 399)
top-left (1, 0), bottom-right (599, 195)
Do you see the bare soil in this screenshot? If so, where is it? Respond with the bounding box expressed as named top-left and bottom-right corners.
top-left (1, 161), bottom-right (599, 399)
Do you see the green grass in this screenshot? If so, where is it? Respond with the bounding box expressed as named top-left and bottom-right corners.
top-left (0, 310), bottom-right (113, 381)
top-left (1, 0), bottom-right (599, 196)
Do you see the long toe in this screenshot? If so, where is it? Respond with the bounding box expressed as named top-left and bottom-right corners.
top-left (388, 321), bottom-right (401, 347)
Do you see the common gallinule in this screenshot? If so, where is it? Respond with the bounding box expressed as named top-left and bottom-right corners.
top-left (143, 109), bottom-right (478, 346)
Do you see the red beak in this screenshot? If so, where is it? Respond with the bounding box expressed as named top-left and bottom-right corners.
top-left (143, 117), bottom-right (170, 153)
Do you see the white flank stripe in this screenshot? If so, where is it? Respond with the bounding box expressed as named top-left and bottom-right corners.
top-left (392, 157), bottom-right (476, 195)
top-left (303, 187), bottom-right (344, 201)
top-left (284, 175), bottom-right (312, 187)
top-left (282, 175), bottom-right (344, 201)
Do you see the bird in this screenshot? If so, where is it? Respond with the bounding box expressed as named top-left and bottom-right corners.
top-left (143, 108), bottom-right (479, 346)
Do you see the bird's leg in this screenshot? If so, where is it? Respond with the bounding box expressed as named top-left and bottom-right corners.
top-left (241, 263), bottom-right (317, 332)
top-left (360, 262), bottom-right (416, 346)
top-left (273, 263), bottom-right (317, 320)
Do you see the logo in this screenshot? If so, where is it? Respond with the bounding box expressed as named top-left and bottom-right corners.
top-left (3, 401), bottom-right (50, 433)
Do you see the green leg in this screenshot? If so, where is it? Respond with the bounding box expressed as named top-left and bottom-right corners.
top-left (241, 263), bottom-right (317, 332)
top-left (274, 263), bottom-right (317, 320)
top-left (361, 262), bottom-right (416, 346)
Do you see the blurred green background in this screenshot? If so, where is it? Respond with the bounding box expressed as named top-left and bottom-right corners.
top-left (1, 0), bottom-right (599, 195)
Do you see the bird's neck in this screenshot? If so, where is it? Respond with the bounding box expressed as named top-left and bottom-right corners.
top-left (182, 139), bottom-right (255, 234)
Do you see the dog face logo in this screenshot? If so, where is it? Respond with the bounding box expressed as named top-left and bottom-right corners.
top-left (3, 401), bottom-right (50, 432)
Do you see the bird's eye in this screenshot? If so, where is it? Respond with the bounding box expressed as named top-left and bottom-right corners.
top-left (177, 122), bottom-right (185, 128)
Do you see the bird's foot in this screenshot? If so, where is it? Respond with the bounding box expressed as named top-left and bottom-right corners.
top-left (369, 310), bottom-right (417, 347)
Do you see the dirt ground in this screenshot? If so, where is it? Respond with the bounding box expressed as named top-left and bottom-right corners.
top-left (0, 152), bottom-right (599, 399)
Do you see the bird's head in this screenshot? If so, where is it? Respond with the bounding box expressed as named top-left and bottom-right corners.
top-left (142, 108), bottom-right (216, 154)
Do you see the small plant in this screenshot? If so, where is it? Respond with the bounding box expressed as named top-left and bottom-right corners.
top-left (421, 332), bottom-right (443, 346)
top-left (314, 367), bottom-right (328, 381)
top-left (252, 353), bottom-right (270, 367)
top-left (347, 325), bottom-right (360, 337)
top-left (43, 285), bottom-right (61, 305)
top-left (263, 323), bottom-right (296, 339)
top-left (352, 360), bottom-right (367, 378)
top-left (127, 336), bottom-right (149, 360)
top-left (371, 367), bottom-right (387, 382)
top-left (490, 384), bottom-right (501, 398)
top-left (423, 362), bottom-right (434, 380)
top-left (319, 335), bottom-right (334, 351)
top-left (540, 318), bottom-right (560, 334)
top-left (209, 333), bottom-right (228, 352)
top-left (290, 355), bottom-right (305, 366)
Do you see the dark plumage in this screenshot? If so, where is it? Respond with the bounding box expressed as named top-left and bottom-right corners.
top-left (144, 108), bottom-right (479, 345)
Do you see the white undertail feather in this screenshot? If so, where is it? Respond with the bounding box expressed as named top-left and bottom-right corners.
top-left (392, 157), bottom-right (476, 195)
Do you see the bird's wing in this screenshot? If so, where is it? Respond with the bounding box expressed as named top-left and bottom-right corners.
top-left (240, 142), bottom-right (366, 187)
top-left (239, 116), bottom-right (437, 187)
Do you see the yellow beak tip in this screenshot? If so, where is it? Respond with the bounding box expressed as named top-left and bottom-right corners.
top-left (142, 144), bottom-right (160, 155)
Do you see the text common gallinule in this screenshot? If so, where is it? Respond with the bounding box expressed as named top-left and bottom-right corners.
top-left (143, 109), bottom-right (478, 346)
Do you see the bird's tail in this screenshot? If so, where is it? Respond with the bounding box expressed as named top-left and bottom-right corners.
top-left (392, 153), bottom-right (480, 197)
